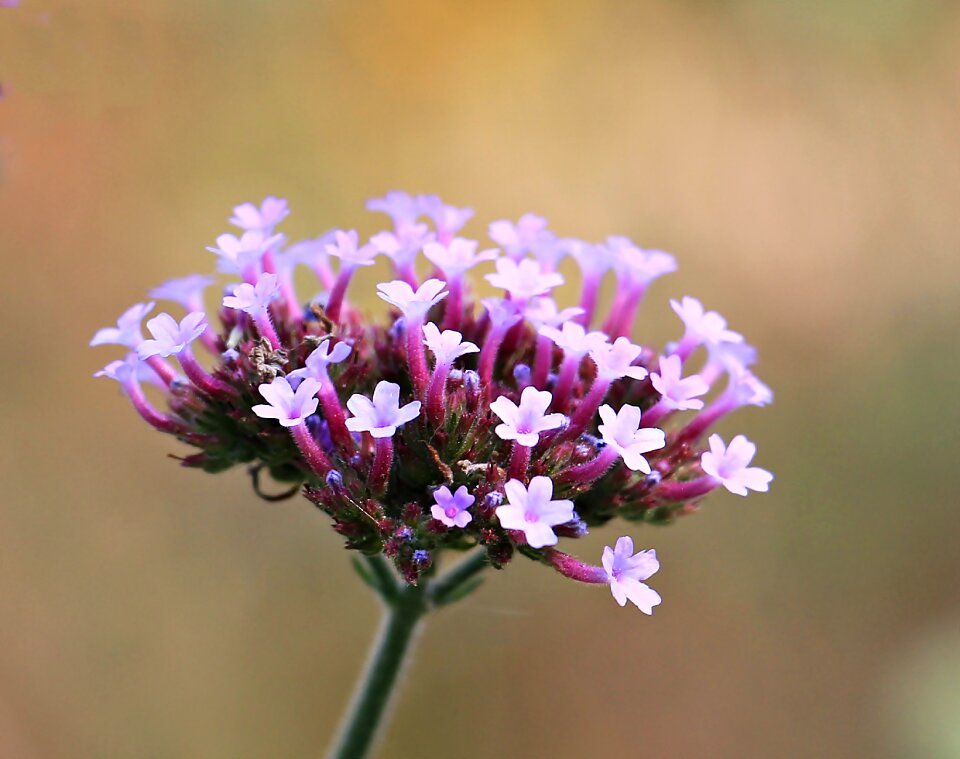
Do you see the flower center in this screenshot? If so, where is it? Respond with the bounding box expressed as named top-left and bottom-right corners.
top-left (445, 506), bottom-right (458, 518)
top-left (524, 510), bottom-right (539, 523)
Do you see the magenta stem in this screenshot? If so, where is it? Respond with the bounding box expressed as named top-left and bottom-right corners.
top-left (397, 263), bottom-right (419, 289)
top-left (442, 277), bottom-right (463, 330)
top-left (312, 260), bottom-right (336, 291)
top-left (609, 283), bottom-right (647, 338)
top-left (601, 288), bottom-right (628, 336)
top-left (552, 354), bottom-right (581, 412)
top-left (640, 398), bottom-right (671, 428)
top-left (318, 380), bottom-right (355, 454)
top-left (656, 475), bottom-right (718, 502)
top-left (426, 361), bottom-right (451, 426)
top-left (325, 265), bottom-right (356, 324)
top-left (254, 311), bottom-right (281, 350)
top-left (577, 274), bottom-right (602, 327)
top-left (676, 396), bottom-right (736, 444)
top-left (125, 380), bottom-right (184, 434)
top-left (478, 325), bottom-right (509, 387)
top-left (290, 423), bottom-right (333, 477)
top-left (405, 318), bottom-right (430, 396)
top-left (544, 548), bottom-right (608, 584)
top-left (506, 442), bottom-right (531, 481)
top-left (558, 446), bottom-right (619, 484)
top-left (370, 437), bottom-right (394, 494)
top-left (671, 334), bottom-right (700, 364)
top-left (531, 334), bottom-right (553, 389)
top-left (563, 376), bottom-right (611, 440)
top-left (144, 355), bottom-right (177, 386)
top-left (178, 348), bottom-right (231, 395)
top-left (278, 272), bottom-right (302, 320)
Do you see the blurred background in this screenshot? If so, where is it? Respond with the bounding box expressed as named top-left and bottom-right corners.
top-left (2, 1), bottom-right (959, 757)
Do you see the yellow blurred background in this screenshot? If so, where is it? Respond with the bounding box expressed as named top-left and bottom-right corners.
top-left (2, 1), bottom-right (959, 757)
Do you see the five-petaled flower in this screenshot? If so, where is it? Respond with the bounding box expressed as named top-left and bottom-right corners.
top-left (597, 404), bottom-right (666, 473)
top-left (649, 354), bottom-right (710, 411)
top-left (422, 323), bottom-right (479, 365)
top-left (670, 296), bottom-right (743, 352)
top-left (488, 213), bottom-right (554, 260)
top-left (325, 229), bottom-right (380, 268)
top-left (496, 476), bottom-right (575, 549)
top-left (137, 312), bottom-right (207, 359)
top-left (431, 485), bottom-right (474, 528)
top-left (207, 231), bottom-right (283, 275)
top-left (376, 279), bottom-right (448, 323)
top-left (485, 258), bottom-right (564, 302)
top-left (288, 340), bottom-right (352, 384)
top-left (345, 381), bottom-right (422, 439)
top-left (603, 536), bottom-right (662, 614)
top-left (589, 336), bottom-right (649, 381)
top-left (252, 376), bottom-right (321, 428)
top-left (701, 434), bottom-right (773, 496)
top-left (229, 196), bottom-right (290, 234)
top-left (423, 238), bottom-right (499, 277)
top-left (222, 272), bottom-right (280, 315)
top-left (90, 302), bottom-right (155, 348)
top-left (490, 387), bottom-right (566, 447)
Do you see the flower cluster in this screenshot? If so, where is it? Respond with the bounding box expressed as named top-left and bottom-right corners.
top-left (92, 193), bottom-right (773, 612)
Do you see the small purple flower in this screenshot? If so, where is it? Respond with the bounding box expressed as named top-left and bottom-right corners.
top-left (325, 229), bottom-right (380, 268)
top-left (431, 485), bottom-right (474, 528)
top-left (229, 197), bottom-right (290, 234)
top-left (539, 321), bottom-right (608, 358)
top-left (602, 536), bottom-right (662, 614)
top-left (207, 231), bottom-right (283, 275)
top-left (367, 191), bottom-right (420, 226)
top-left (490, 386), bottom-right (566, 447)
top-left (607, 236), bottom-right (677, 286)
top-left (287, 340), bottom-right (352, 384)
top-left (485, 258), bottom-right (564, 301)
top-left (566, 238), bottom-right (617, 278)
top-left (488, 213), bottom-right (554, 260)
top-left (137, 312), bottom-right (207, 359)
top-left (481, 297), bottom-right (523, 331)
top-left (376, 279), bottom-right (447, 323)
top-left (700, 434), bottom-right (773, 496)
top-left (149, 275), bottom-right (214, 311)
top-left (589, 337), bottom-right (649, 381)
top-left (417, 194), bottom-right (474, 238)
top-left (94, 353), bottom-right (144, 385)
top-left (90, 302), bottom-right (154, 348)
top-left (671, 296), bottom-right (743, 348)
top-left (597, 404), bottom-right (666, 473)
top-left (345, 381), bottom-right (421, 439)
top-left (524, 297), bottom-right (584, 330)
top-left (423, 237), bottom-right (498, 277)
top-left (422, 323), bottom-right (479, 365)
top-left (496, 476), bottom-right (574, 549)
top-left (252, 376), bottom-right (321, 428)
top-left (650, 354), bottom-right (709, 411)
top-left (222, 272), bottom-right (280, 315)
top-left (370, 223), bottom-right (433, 271)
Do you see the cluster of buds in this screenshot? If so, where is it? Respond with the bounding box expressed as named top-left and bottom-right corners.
top-left (92, 193), bottom-right (773, 613)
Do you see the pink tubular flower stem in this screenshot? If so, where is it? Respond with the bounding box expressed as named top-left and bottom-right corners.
top-left (675, 396), bottom-right (736, 444)
top-left (405, 318), bottom-right (430, 397)
top-left (318, 382), bottom-right (355, 454)
top-left (506, 442), bottom-right (531, 481)
top-left (563, 376), bottom-right (612, 440)
top-left (370, 437), bottom-right (394, 494)
top-left (253, 311), bottom-right (281, 350)
top-left (577, 273), bottom-right (602, 327)
top-left (670, 334), bottom-right (700, 364)
top-left (124, 380), bottom-right (185, 434)
top-left (325, 265), bottom-right (356, 324)
top-left (289, 423), bottom-right (333, 477)
top-left (551, 355), bottom-right (581, 412)
top-left (605, 284), bottom-right (646, 339)
top-left (442, 277), bottom-right (463, 330)
top-left (639, 398), bottom-right (671, 428)
top-left (656, 476), bottom-right (717, 502)
top-left (144, 355), bottom-right (177, 386)
top-left (425, 361), bottom-right (451, 427)
top-left (477, 324), bottom-right (510, 389)
top-left (558, 445), bottom-right (619, 485)
top-left (178, 348), bottom-right (232, 396)
top-left (543, 548), bottom-right (608, 584)
top-left (531, 334), bottom-right (554, 389)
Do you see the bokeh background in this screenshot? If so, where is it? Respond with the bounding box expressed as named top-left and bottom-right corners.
top-left (2, 1), bottom-right (959, 757)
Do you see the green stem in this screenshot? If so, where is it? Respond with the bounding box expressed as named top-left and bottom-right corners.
top-left (325, 583), bottom-right (428, 759)
top-left (326, 551), bottom-right (490, 759)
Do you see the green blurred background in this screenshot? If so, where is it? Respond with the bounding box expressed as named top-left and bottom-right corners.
top-left (2, 1), bottom-right (959, 757)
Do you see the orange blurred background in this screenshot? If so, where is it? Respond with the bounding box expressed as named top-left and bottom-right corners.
top-left (2, 1), bottom-right (959, 757)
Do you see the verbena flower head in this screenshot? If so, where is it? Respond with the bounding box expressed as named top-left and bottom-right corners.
top-left (92, 193), bottom-right (773, 608)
